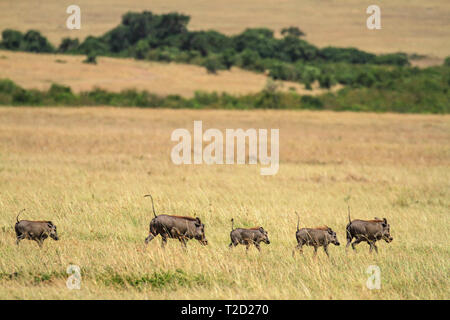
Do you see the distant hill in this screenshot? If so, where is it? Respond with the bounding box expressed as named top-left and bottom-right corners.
top-left (0, 0), bottom-right (449, 59)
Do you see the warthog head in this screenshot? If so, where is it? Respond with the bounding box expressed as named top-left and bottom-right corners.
top-left (327, 228), bottom-right (340, 246)
top-left (48, 222), bottom-right (59, 241)
top-left (379, 218), bottom-right (393, 243)
top-left (193, 217), bottom-right (208, 245)
top-left (259, 227), bottom-right (270, 244)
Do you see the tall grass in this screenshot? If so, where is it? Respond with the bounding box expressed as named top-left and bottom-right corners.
top-left (0, 107), bottom-right (448, 299)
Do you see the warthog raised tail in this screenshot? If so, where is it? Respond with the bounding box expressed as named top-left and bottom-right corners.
top-left (14, 209), bottom-right (59, 248)
top-left (345, 206), bottom-right (393, 253)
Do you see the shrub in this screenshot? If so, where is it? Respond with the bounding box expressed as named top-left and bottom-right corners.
top-left (78, 36), bottom-right (108, 55)
top-left (48, 84), bottom-right (76, 104)
top-left (21, 30), bottom-right (54, 53)
top-left (300, 95), bottom-right (323, 109)
top-left (375, 53), bottom-right (410, 66)
top-left (444, 56), bottom-right (450, 67)
top-left (83, 53), bottom-right (97, 64)
top-left (203, 55), bottom-right (224, 74)
top-left (320, 46), bottom-right (376, 64)
top-left (0, 78), bottom-right (20, 93)
top-left (134, 40), bottom-right (150, 59)
top-left (281, 26), bottom-right (305, 38)
top-left (58, 38), bottom-right (79, 53)
top-left (318, 74), bottom-right (336, 89)
top-left (1, 29), bottom-right (23, 50)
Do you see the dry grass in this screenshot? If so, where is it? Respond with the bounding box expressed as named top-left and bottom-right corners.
top-left (0, 50), bottom-right (339, 97)
top-left (0, 0), bottom-right (449, 60)
top-left (0, 107), bottom-right (449, 299)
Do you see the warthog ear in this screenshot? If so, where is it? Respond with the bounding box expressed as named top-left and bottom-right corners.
top-left (382, 218), bottom-right (388, 226)
top-left (195, 217), bottom-right (201, 226)
top-left (259, 227), bottom-right (265, 233)
top-left (47, 222), bottom-right (53, 228)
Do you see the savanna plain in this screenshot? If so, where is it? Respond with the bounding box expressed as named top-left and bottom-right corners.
top-left (0, 107), bottom-right (448, 299)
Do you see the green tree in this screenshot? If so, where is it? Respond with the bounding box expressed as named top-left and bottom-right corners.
top-left (134, 40), bottom-right (150, 59)
top-left (281, 26), bottom-right (305, 38)
top-left (1, 29), bottom-right (23, 50)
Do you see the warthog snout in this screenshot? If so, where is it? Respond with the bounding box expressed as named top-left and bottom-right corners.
top-left (49, 225), bottom-right (59, 241)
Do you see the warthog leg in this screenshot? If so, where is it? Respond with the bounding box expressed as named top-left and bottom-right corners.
top-left (292, 243), bottom-right (304, 257)
top-left (351, 238), bottom-right (363, 251)
top-left (35, 238), bottom-right (44, 248)
top-left (346, 237), bottom-right (353, 249)
top-left (228, 241), bottom-right (238, 249)
top-left (16, 233), bottom-right (26, 245)
top-left (369, 241), bottom-right (379, 253)
top-left (323, 245), bottom-right (330, 257)
top-left (245, 241), bottom-right (251, 253)
top-left (145, 233), bottom-right (156, 245)
top-left (160, 234), bottom-right (168, 248)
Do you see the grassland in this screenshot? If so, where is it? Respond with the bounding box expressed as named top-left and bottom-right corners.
top-left (0, 50), bottom-right (338, 97)
top-left (0, 107), bottom-right (448, 299)
top-left (1, 0), bottom-right (449, 61)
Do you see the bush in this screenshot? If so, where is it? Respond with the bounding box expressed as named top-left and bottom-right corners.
top-left (21, 30), bottom-right (54, 53)
top-left (203, 55), bottom-right (224, 74)
top-left (1, 29), bottom-right (23, 50)
top-left (187, 31), bottom-right (230, 56)
top-left (281, 27), bottom-right (305, 38)
top-left (320, 47), bottom-right (376, 64)
top-left (232, 28), bottom-right (277, 58)
top-left (0, 78), bottom-right (20, 93)
top-left (444, 56), bottom-right (450, 67)
top-left (220, 48), bottom-right (236, 69)
top-left (83, 53), bottom-right (97, 64)
top-left (134, 40), bottom-right (150, 59)
top-left (48, 84), bottom-right (76, 104)
top-left (375, 53), bottom-right (409, 66)
top-left (78, 36), bottom-right (108, 55)
top-left (300, 95), bottom-right (323, 109)
top-left (277, 36), bottom-right (318, 62)
top-left (318, 74), bottom-right (336, 89)
top-left (58, 38), bottom-right (79, 53)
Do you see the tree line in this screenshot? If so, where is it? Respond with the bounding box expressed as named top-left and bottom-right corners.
top-left (0, 11), bottom-right (449, 113)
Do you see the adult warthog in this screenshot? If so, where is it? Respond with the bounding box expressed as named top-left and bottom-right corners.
top-left (144, 195), bottom-right (208, 248)
top-left (346, 206), bottom-right (393, 253)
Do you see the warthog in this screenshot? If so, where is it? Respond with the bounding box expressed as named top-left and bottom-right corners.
top-left (345, 206), bottom-right (393, 253)
top-left (228, 218), bottom-right (270, 252)
top-left (293, 212), bottom-right (340, 257)
top-left (144, 195), bottom-right (208, 248)
top-left (14, 209), bottom-right (59, 248)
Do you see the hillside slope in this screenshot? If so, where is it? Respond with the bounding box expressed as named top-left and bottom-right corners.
top-left (0, 50), bottom-right (340, 97)
top-left (1, 0), bottom-right (449, 59)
